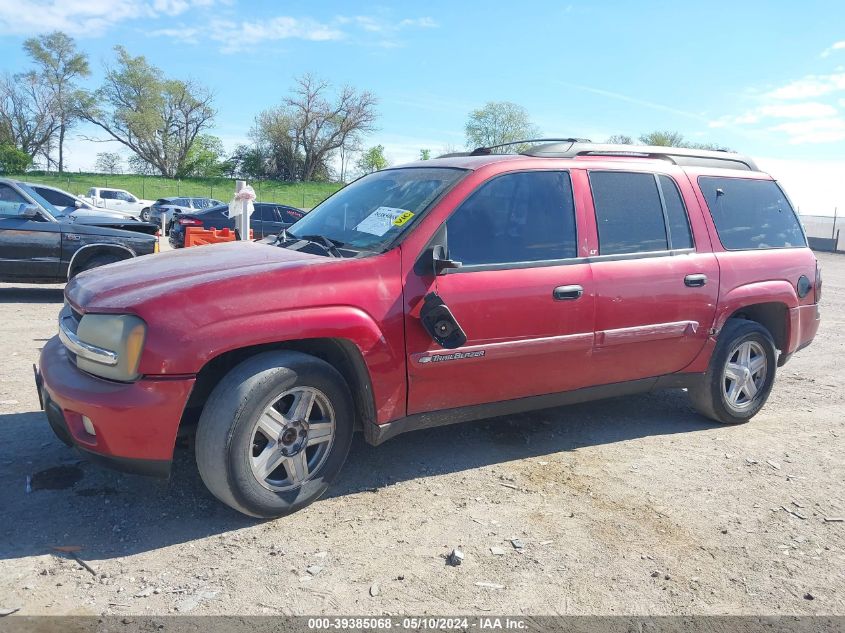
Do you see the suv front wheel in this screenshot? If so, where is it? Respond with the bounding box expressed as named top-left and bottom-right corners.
top-left (689, 319), bottom-right (777, 424)
top-left (195, 351), bottom-right (354, 518)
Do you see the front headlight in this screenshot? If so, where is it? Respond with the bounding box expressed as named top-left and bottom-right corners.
top-left (60, 312), bottom-right (147, 381)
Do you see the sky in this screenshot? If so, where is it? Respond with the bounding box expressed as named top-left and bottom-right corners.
top-left (1, 0), bottom-right (844, 214)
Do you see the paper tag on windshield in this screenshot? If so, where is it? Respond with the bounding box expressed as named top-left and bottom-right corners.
top-left (354, 207), bottom-right (414, 236)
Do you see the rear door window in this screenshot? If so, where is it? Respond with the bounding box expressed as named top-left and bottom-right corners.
top-left (281, 207), bottom-right (305, 223)
top-left (34, 187), bottom-right (73, 207)
top-left (658, 175), bottom-right (694, 249)
top-left (698, 177), bottom-right (806, 249)
top-left (446, 170), bottom-right (577, 266)
top-left (590, 172), bottom-right (668, 254)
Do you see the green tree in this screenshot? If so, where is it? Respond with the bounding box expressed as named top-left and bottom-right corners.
top-left (356, 144), bottom-right (388, 174)
top-left (638, 130), bottom-right (687, 147)
top-left (638, 130), bottom-right (729, 151)
top-left (94, 151), bottom-right (122, 174)
top-left (80, 46), bottom-right (215, 178)
top-left (465, 101), bottom-right (540, 152)
top-left (180, 134), bottom-right (225, 177)
top-left (606, 134), bottom-right (633, 144)
top-left (0, 143), bottom-right (32, 173)
top-left (23, 31), bottom-right (89, 173)
top-left (419, 148), bottom-right (431, 160)
top-left (227, 144), bottom-right (267, 179)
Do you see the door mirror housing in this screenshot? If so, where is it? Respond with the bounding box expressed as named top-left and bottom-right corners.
top-left (74, 200), bottom-right (83, 208)
top-left (20, 205), bottom-right (42, 219)
top-left (432, 244), bottom-right (461, 276)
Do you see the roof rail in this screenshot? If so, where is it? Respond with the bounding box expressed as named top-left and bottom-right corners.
top-left (437, 138), bottom-right (592, 159)
top-left (522, 141), bottom-right (758, 171)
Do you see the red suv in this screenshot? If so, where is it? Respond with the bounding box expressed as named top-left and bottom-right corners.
top-left (35, 140), bottom-right (821, 518)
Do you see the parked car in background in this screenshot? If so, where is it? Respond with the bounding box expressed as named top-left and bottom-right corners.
top-left (82, 187), bottom-right (155, 220)
top-left (28, 183), bottom-right (137, 220)
top-left (169, 202), bottom-right (305, 248)
top-left (0, 178), bottom-right (158, 283)
top-left (149, 197), bottom-right (223, 229)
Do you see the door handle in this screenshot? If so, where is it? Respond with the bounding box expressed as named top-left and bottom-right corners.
top-left (684, 274), bottom-right (707, 287)
top-left (553, 284), bottom-right (583, 300)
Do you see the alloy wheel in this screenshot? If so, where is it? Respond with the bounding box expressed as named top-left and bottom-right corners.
top-left (722, 340), bottom-right (767, 412)
top-left (249, 386), bottom-right (335, 492)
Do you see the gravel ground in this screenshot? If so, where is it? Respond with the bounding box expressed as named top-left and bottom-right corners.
top-left (0, 252), bottom-right (842, 617)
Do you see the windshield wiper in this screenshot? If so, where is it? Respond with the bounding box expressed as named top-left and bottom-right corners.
top-left (280, 230), bottom-right (345, 258)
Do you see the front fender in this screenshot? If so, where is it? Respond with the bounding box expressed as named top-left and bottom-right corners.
top-left (140, 305), bottom-right (405, 424)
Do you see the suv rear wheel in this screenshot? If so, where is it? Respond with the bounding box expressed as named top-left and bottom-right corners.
top-left (689, 319), bottom-right (777, 424)
top-left (195, 351), bottom-right (354, 518)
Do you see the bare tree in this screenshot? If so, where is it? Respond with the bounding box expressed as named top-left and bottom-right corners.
top-left (254, 75), bottom-right (378, 181)
top-left (95, 151), bottom-right (122, 174)
top-left (606, 134), bottom-right (633, 144)
top-left (0, 72), bottom-right (59, 160)
top-left (79, 46), bottom-right (215, 178)
top-left (23, 31), bottom-right (89, 173)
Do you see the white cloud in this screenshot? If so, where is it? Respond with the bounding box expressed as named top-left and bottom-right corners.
top-left (399, 17), bottom-right (438, 28)
top-left (0, 0), bottom-right (214, 36)
top-left (768, 117), bottom-right (845, 144)
top-left (821, 41), bottom-right (845, 58)
top-left (149, 13), bottom-right (439, 52)
top-left (765, 72), bottom-right (845, 100)
top-left (758, 102), bottom-right (838, 118)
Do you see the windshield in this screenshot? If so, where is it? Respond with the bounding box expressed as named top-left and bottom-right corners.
top-left (287, 167), bottom-right (467, 252)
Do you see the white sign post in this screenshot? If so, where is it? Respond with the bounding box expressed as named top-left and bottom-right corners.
top-left (230, 180), bottom-right (256, 241)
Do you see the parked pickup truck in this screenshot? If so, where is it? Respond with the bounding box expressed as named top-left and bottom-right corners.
top-left (36, 140), bottom-right (820, 518)
top-left (82, 187), bottom-right (155, 220)
top-left (0, 178), bottom-right (158, 283)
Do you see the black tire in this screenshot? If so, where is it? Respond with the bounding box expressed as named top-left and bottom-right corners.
top-left (69, 253), bottom-right (124, 279)
top-left (689, 318), bottom-right (777, 424)
top-left (140, 208), bottom-right (150, 222)
top-left (195, 351), bottom-right (354, 518)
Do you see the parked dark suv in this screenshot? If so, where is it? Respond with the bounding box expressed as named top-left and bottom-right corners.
top-left (36, 140), bottom-right (820, 518)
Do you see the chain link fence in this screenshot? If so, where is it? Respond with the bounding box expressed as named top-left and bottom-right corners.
top-left (801, 213), bottom-right (843, 253)
top-left (13, 172), bottom-right (338, 210)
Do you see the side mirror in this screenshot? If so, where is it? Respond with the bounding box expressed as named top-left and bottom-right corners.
top-left (96, 199), bottom-right (105, 207)
top-left (20, 205), bottom-right (41, 219)
top-left (74, 200), bottom-right (83, 208)
top-left (432, 244), bottom-right (461, 276)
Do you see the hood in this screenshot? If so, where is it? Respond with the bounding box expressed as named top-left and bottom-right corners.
top-left (66, 240), bottom-right (326, 312)
top-left (66, 215), bottom-right (158, 235)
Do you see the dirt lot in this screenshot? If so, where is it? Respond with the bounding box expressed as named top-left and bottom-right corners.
top-left (0, 253), bottom-right (842, 617)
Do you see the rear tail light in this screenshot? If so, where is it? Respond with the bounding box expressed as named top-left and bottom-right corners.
top-left (814, 260), bottom-right (822, 303)
top-left (179, 218), bottom-right (202, 226)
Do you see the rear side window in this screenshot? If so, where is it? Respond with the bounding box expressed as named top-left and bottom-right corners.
top-left (447, 170), bottom-right (577, 266)
top-left (658, 175), bottom-right (693, 249)
top-left (35, 187), bottom-right (72, 207)
top-left (258, 205), bottom-right (281, 222)
top-left (282, 207), bottom-right (305, 223)
top-left (590, 172), bottom-right (667, 254)
top-left (698, 177), bottom-right (806, 250)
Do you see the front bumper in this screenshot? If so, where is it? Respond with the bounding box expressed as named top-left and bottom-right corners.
top-left (36, 336), bottom-right (195, 477)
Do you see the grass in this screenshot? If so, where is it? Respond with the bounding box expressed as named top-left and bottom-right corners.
top-left (10, 171), bottom-right (342, 209)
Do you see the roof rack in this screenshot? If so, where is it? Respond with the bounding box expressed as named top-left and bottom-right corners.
top-left (522, 140), bottom-right (758, 171)
top-left (437, 138), bottom-right (592, 159)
